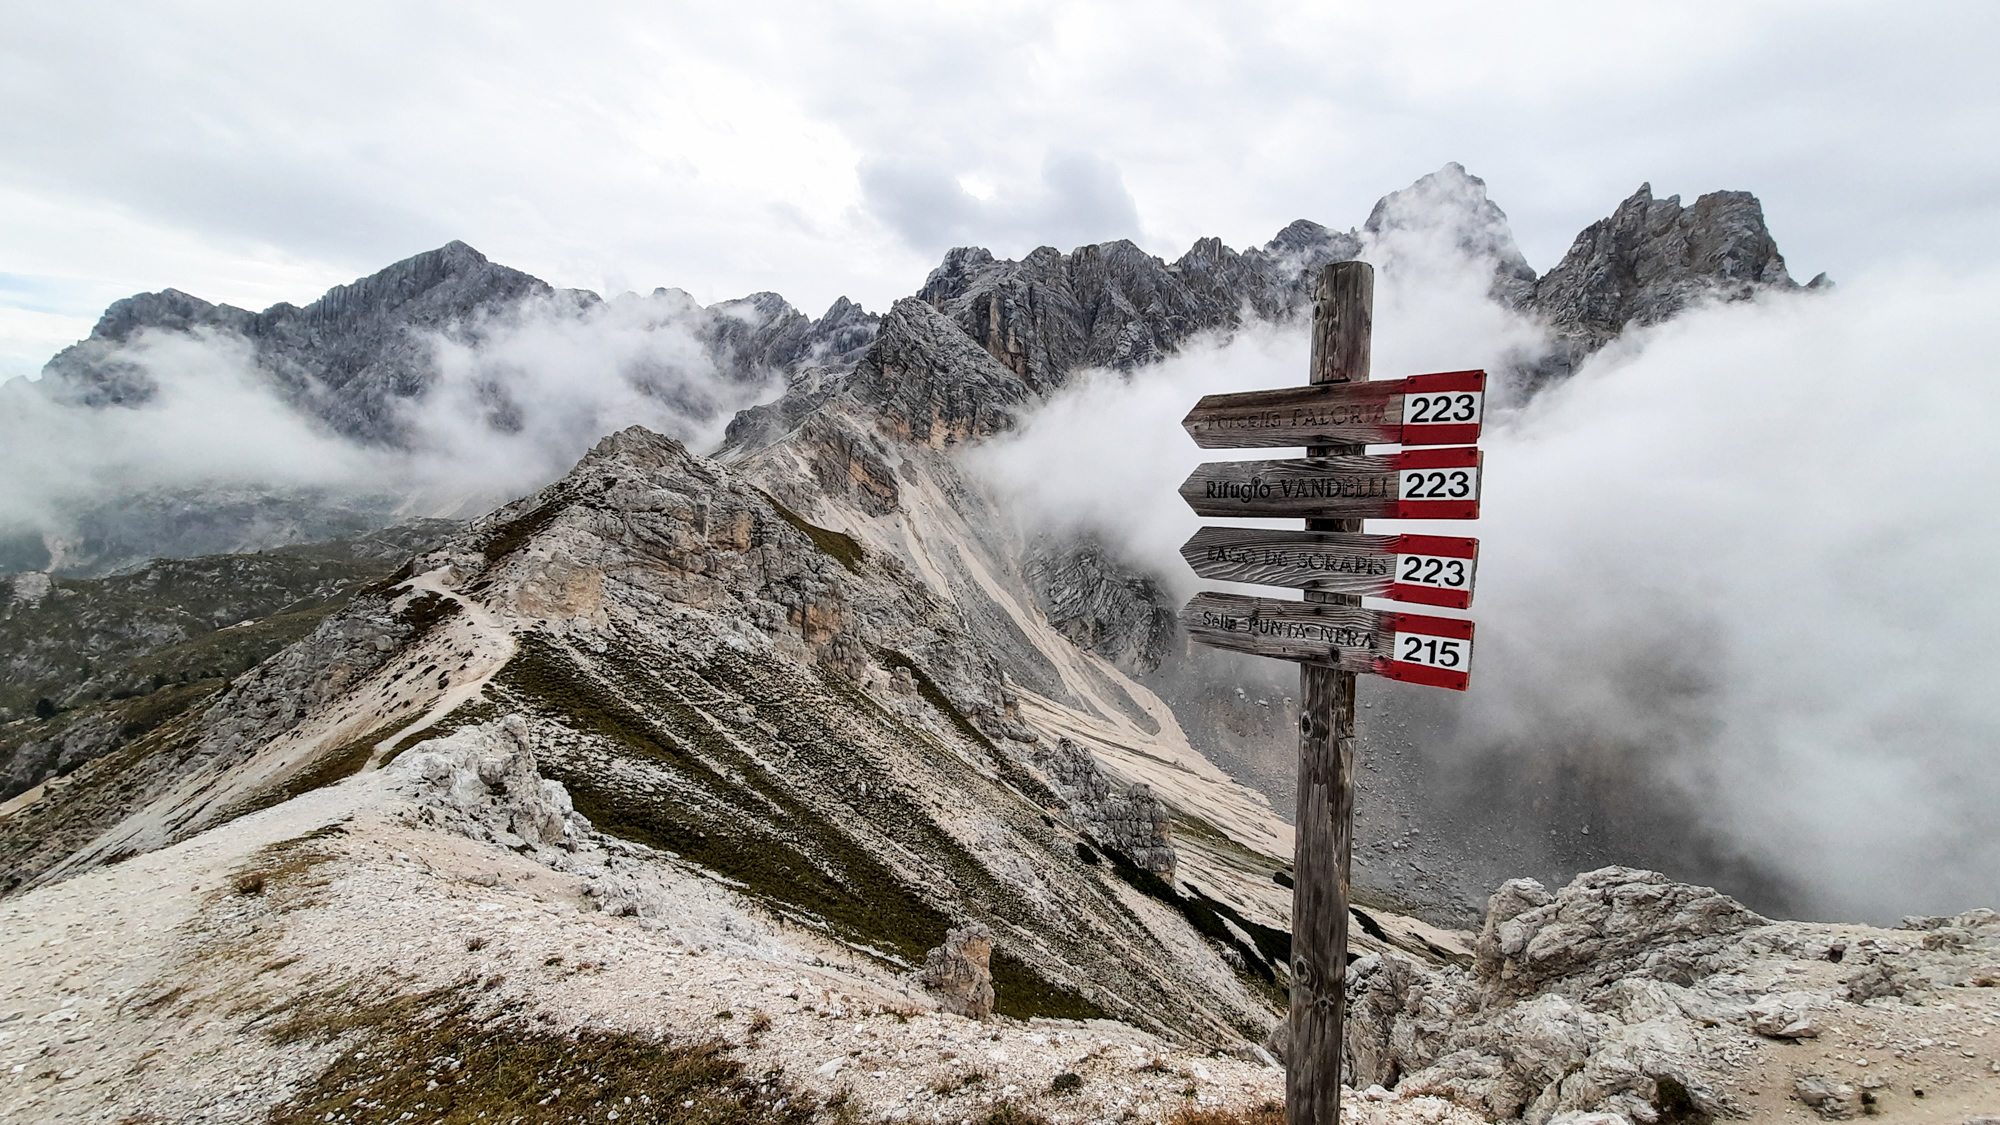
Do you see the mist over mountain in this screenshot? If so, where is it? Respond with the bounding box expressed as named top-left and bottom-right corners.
top-left (3, 164), bottom-right (1804, 580)
top-left (10, 160), bottom-right (2000, 1123)
top-left (4, 162), bottom-right (1844, 912)
top-left (3, 243), bottom-right (880, 574)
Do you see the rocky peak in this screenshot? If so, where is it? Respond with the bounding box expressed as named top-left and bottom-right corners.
top-left (1531, 182), bottom-right (1802, 354)
top-left (1365, 162), bottom-right (1539, 307)
top-left (87, 288), bottom-right (255, 345)
top-left (40, 290), bottom-right (256, 407)
top-left (847, 297), bottom-right (1034, 448)
top-left (915, 246), bottom-right (1001, 308)
top-left (293, 239), bottom-right (547, 341)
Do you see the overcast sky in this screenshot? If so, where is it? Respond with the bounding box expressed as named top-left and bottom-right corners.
top-left (3, 0), bottom-right (1996, 378)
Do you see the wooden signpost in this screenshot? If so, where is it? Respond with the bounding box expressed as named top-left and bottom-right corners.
top-left (1180, 447), bottom-right (1481, 520)
top-left (1184, 593), bottom-right (1474, 690)
top-left (1180, 528), bottom-right (1477, 609)
top-left (1175, 260), bottom-right (1484, 1125)
top-left (1182, 369), bottom-right (1485, 448)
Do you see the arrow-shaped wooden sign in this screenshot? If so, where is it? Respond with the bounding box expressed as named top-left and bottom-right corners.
top-left (1183, 591), bottom-right (1474, 690)
top-left (1182, 369), bottom-right (1484, 449)
top-left (1181, 527), bottom-right (1478, 608)
top-left (1180, 447), bottom-right (1481, 520)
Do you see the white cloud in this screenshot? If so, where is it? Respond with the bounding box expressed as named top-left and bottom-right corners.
top-left (0, 292), bottom-right (779, 534)
top-left (0, 306), bottom-right (96, 382)
top-left (974, 249), bottom-right (2000, 921)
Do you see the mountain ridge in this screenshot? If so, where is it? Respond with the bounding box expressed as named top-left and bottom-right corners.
top-left (3, 165), bottom-right (1825, 931)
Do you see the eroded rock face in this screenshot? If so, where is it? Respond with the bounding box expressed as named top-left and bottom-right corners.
top-left (1348, 868), bottom-right (1764, 1123)
top-left (1476, 867), bottom-right (1768, 1000)
top-left (1034, 737), bottom-right (1176, 877)
top-left (1346, 869), bottom-right (2000, 1124)
top-left (918, 924), bottom-right (996, 1018)
top-left (915, 223), bottom-right (1358, 392)
top-left (1022, 537), bottom-right (1177, 674)
top-left (1529, 183), bottom-right (1805, 365)
top-left (846, 298), bottom-right (1035, 449)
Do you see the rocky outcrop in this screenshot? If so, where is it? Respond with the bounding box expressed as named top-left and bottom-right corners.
top-left (1023, 536), bottom-right (1177, 673)
top-left (1343, 868), bottom-right (2000, 1124)
top-left (847, 298), bottom-right (1035, 448)
top-left (391, 714), bottom-right (590, 851)
top-left (1034, 737), bottom-right (1175, 877)
top-left (917, 924), bottom-right (997, 1018)
top-left (1528, 184), bottom-right (1814, 377)
top-left (1474, 867), bottom-right (1768, 1000)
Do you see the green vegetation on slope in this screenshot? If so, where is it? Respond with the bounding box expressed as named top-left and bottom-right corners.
top-left (481, 498), bottom-right (568, 564)
top-left (0, 685), bottom-right (219, 896)
top-left (490, 630), bottom-right (1104, 1020)
top-left (266, 986), bottom-right (815, 1125)
top-left (0, 548), bottom-right (403, 719)
top-left (755, 489), bottom-right (865, 573)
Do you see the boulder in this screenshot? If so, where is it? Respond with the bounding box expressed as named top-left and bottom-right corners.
top-left (1793, 1073), bottom-right (1860, 1120)
top-left (917, 924), bottom-right (996, 1018)
top-left (391, 715), bottom-right (589, 850)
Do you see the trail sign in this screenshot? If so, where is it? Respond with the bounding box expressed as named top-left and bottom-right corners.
top-left (1181, 528), bottom-right (1478, 608)
top-left (1180, 446), bottom-right (1481, 520)
top-left (1182, 369), bottom-right (1484, 449)
top-left (1183, 592), bottom-right (1474, 690)
top-left (1172, 261), bottom-right (1488, 1125)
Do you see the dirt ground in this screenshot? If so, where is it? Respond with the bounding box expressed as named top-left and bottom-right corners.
top-left (0, 772), bottom-right (1490, 1125)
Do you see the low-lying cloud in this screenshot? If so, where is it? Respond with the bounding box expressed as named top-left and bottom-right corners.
top-left (972, 234), bottom-right (2000, 921)
top-left (0, 290), bottom-right (782, 564)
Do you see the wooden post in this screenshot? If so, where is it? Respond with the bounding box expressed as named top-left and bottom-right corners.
top-left (1289, 260), bottom-right (1371, 1125)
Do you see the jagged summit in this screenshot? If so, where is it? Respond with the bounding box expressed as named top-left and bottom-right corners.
top-left (913, 221), bottom-right (1358, 391)
top-left (1533, 182), bottom-right (1802, 350)
top-left (38, 241), bottom-right (881, 447)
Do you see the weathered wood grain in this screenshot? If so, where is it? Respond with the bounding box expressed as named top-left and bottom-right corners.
top-left (1182, 526), bottom-right (1400, 589)
top-left (1292, 259), bottom-right (1369, 1125)
top-left (1181, 369), bottom-right (1484, 449)
top-left (1179, 447), bottom-right (1481, 520)
top-left (1180, 527), bottom-right (1478, 608)
top-left (1183, 590), bottom-right (1391, 670)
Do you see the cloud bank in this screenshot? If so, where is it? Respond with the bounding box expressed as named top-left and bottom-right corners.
top-left (971, 234), bottom-right (2000, 922)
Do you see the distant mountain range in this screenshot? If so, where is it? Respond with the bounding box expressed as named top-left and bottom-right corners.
top-left (34, 164), bottom-right (1811, 460)
top-left (10, 164), bottom-right (1812, 579)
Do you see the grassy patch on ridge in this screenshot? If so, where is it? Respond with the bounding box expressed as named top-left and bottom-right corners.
top-left (489, 630), bottom-right (1105, 1020)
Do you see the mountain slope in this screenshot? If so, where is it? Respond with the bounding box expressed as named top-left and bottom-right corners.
top-left (1, 164), bottom-right (1827, 1027)
top-left (3, 418), bottom-right (1360, 1041)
